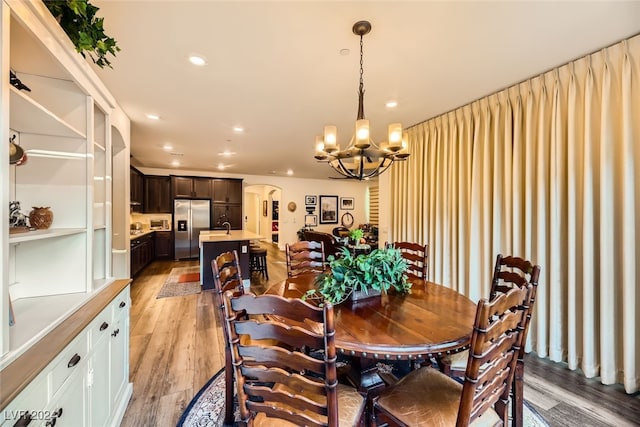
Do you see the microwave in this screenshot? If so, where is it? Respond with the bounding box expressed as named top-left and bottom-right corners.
top-left (150, 219), bottom-right (169, 229)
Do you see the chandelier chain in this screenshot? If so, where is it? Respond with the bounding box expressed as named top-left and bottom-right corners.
top-left (359, 35), bottom-right (364, 95)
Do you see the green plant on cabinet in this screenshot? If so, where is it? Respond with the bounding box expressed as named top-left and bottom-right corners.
top-left (44, 0), bottom-right (120, 68)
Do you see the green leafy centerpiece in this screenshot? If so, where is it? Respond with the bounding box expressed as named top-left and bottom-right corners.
top-left (305, 246), bottom-right (411, 305)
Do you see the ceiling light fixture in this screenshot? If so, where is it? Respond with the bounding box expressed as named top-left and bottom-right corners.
top-left (188, 55), bottom-right (207, 66)
top-left (314, 20), bottom-right (409, 180)
top-left (145, 113), bottom-right (160, 120)
top-left (233, 126), bottom-right (244, 133)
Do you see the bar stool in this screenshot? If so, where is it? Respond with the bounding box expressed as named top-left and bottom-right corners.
top-left (249, 246), bottom-right (269, 280)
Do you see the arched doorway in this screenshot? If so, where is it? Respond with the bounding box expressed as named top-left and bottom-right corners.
top-left (244, 184), bottom-right (281, 245)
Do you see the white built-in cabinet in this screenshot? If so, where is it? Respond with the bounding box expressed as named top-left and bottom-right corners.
top-left (0, 286), bottom-right (130, 427)
top-left (0, 1), bottom-right (131, 425)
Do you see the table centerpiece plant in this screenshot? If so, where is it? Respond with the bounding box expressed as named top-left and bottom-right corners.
top-left (304, 246), bottom-right (411, 305)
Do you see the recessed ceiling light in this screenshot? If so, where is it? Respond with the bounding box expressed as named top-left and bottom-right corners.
top-left (233, 126), bottom-right (244, 133)
top-left (218, 151), bottom-right (236, 157)
top-left (171, 160), bottom-right (180, 167)
top-left (286, 169), bottom-right (294, 176)
top-left (217, 163), bottom-right (225, 170)
top-left (146, 113), bottom-right (160, 120)
top-left (163, 144), bottom-right (173, 151)
top-left (188, 55), bottom-right (207, 66)
top-left (340, 48), bottom-right (350, 56)
top-left (385, 101), bottom-right (398, 108)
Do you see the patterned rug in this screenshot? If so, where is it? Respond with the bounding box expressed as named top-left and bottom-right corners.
top-left (177, 368), bottom-right (550, 427)
top-left (156, 266), bottom-right (201, 299)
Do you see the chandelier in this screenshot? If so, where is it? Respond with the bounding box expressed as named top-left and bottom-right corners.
top-left (314, 20), bottom-right (409, 180)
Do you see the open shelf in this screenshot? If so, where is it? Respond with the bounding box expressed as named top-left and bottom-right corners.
top-left (10, 87), bottom-right (86, 139)
top-left (4, 292), bottom-right (90, 367)
top-left (8, 228), bottom-right (86, 244)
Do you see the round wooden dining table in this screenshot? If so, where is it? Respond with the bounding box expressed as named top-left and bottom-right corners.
top-left (264, 273), bottom-right (477, 394)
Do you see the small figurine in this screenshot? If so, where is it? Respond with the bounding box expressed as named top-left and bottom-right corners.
top-left (9, 201), bottom-right (28, 228)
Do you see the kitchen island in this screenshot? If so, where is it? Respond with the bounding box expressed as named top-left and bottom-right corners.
top-left (199, 230), bottom-right (264, 290)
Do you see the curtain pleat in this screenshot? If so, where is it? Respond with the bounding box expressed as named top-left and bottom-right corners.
top-left (389, 34), bottom-right (640, 393)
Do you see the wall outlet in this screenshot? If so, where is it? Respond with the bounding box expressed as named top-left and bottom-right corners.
top-left (242, 245), bottom-right (247, 253)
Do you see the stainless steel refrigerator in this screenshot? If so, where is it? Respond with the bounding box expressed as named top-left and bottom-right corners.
top-left (174, 199), bottom-right (210, 259)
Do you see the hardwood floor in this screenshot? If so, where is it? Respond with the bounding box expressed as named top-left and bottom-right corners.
top-left (121, 244), bottom-right (640, 426)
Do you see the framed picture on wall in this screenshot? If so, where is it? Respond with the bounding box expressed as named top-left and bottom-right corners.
top-left (340, 197), bottom-right (354, 210)
top-left (304, 214), bottom-right (318, 227)
top-left (319, 195), bottom-right (338, 224)
top-left (305, 195), bottom-right (317, 206)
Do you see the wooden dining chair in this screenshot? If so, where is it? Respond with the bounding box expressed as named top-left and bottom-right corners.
top-left (387, 241), bottom-right (429, 280)
top-left (437, 254), bottom-right (541, 427)
top-left (285, 240), bottom-right (326, 277)
top-left (372, 284), bottom-right (533, 427)
top-left (223, 291), bottom-right (366, 427)
top-left (211, 250), bottom-right (245, 427)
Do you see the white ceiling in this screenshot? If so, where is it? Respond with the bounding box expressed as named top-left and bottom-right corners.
top-left (91, 1), bottom-right (640, 180)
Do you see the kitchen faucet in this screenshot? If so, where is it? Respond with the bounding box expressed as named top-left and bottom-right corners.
top-left (222, 221), bottom-right (231, 235)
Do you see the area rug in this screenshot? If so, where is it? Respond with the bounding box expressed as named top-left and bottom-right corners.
top-left (177, 368), bottom-right (550, 427)
top-left (156, 266), bottom-right (201, 299)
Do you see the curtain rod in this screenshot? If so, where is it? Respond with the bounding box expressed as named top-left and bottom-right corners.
top-left (407, 31), bottom-right (640, 130)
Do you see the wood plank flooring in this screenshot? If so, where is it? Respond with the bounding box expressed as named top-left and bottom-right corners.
top-left (121, 244), bottom-right (640, 426)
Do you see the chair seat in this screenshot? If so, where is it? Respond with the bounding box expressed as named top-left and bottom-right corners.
top-left (375, 367), bottom-right (499, 427)
top-left (253, 383), bottom-right (365, 427)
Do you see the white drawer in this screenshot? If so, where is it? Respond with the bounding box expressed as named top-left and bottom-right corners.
top-left (0, 373), bottom-right (47, 426)
top-left (49, 332), bottom-right (88, 399)
top-left (112, 287), bottom-right (130, 320)
top-left (89, 305), bottom-right (113, 348)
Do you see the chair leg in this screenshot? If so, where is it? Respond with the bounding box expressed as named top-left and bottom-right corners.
top-left (512, 360), bottom-right (525, 427)
top-left (224, 349), bottom-right (235, 426)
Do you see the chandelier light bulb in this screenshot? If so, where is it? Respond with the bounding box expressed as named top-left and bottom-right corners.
top-left (388, 123), bottom-right (403, 151)
top-left (355, 119), bottom-right (370, 148)
top-left (323, 125), bottom-right (338, 152)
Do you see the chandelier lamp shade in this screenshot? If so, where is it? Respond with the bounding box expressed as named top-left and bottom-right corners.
top-left (314, 20), bottom-right (410, 180)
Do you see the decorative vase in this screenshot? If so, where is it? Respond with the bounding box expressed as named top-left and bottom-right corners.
top-left (350, 288), bottom-right (382, 303)
top-left (29, 206), bottom-right (53, 229)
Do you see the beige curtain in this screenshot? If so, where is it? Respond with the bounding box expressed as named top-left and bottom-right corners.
top-left (390, 34), bottom-right (640, 393)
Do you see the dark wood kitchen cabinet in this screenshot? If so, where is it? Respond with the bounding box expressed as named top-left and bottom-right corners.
top-left (131, 233), bottom-right (154, 276)
top-left (212, 179), bottom-right (243, 204)
top-left (154, 231), bottom-right (173, 259)
top-left (144, 175), bottom-right (171, 213)
top-left (212, 204), bottom-right (242, 230)
top-left (130, 167), bottom-right (144, 212)
top-left (172, 176), bottom-right (212, 199)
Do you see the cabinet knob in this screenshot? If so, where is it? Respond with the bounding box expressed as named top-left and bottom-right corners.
top-left (119, 301), bottom-right (126, 308)
top-left (111, 328), bottom-right (120, 337)
top-left (100, 322), bottom-right (109, 331)
top-left (12, 413), bottom-right (32, 427)
top-left (67, 353), bottom-right (81, 368)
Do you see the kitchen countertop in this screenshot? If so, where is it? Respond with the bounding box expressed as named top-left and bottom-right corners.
top-left (129, 229), bottom-right (171, 240)
top-left (199, 230), bottom-right (264, 244)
